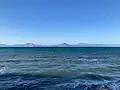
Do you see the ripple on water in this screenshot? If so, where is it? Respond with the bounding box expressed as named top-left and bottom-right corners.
top-left (0, 74), bottom-right (120, 90)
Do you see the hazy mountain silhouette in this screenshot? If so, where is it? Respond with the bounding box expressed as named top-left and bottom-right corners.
top-left (0, 43), bottom-right (120, 47)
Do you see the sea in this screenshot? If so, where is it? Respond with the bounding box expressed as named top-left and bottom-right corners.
top-left (0, 47), bottom-right (120, 90)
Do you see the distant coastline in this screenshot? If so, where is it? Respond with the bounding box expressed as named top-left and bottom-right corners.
top-left (0, 43), bottom-right (120, 47)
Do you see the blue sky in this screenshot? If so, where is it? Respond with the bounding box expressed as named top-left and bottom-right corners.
top-left (0, 0), bottom-right (120, 45)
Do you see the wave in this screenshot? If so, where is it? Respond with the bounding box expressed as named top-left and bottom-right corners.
top-left (0, 74), bottom-right (119, 90)
top-left (0, 72), bottom-right (115, 81)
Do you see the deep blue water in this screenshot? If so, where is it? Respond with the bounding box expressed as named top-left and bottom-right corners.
top-left (0, 47), bottom-right (120, 90)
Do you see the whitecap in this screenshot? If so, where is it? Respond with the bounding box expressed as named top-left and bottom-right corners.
top-left (0, 67), bottom-right (7, 74)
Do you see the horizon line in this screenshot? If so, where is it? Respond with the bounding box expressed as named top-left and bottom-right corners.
top-left (1, 43), bottom-right (120, 45)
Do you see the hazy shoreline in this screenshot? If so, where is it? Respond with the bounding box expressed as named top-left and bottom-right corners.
top-left (1, 43), bottom-right (120, 47)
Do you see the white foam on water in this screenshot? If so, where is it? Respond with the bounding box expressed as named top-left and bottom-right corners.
top-left (0, 67), bottom-right (8, 74)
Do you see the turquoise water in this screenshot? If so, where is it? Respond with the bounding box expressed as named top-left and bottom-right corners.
top-left (0, 47), bottom-right (120, 90)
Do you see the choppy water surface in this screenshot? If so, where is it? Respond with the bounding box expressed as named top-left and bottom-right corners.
top-left (0, 47), bottom-right (120, 90)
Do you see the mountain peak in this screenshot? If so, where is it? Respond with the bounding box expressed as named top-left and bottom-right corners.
top-left (25, 43), bottom-right (36, 47)
top-left (61, 43), bottom-right (69, 45)
top-left (55, 42), bottom-right (71, 47)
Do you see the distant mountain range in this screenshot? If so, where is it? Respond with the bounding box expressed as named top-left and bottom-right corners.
top-left (0, 43), bottom-right (120, 47)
